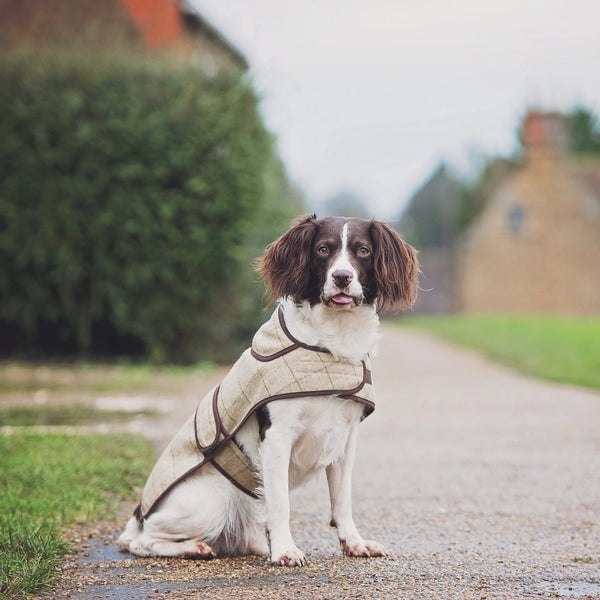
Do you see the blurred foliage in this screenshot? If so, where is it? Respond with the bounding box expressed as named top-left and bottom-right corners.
top-left (0, 53), bottom-right (299, 363)
top-left (399, 163), bottom-right (462, 248)
top-left (400, 159), bottom-right (520, 249)
top-left (320, 190), bottom-right (371, 219)
top-left (569, 105), bottom-right (600, 154)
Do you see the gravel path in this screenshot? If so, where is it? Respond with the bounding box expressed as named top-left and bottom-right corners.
top-left (48, 325), bottom-right (600, 599)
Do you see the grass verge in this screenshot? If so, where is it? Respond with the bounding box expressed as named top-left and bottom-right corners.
top-left (0, 403), bottom-right (156, 427)
top-left (0, 361), bottom-right (215, 394)
top-left (0, 433), bottom-right (155, 598)
top-left (397, 314), bottom-right (600, 390)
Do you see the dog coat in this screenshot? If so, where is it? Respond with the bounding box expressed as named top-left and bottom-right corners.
top-left (135, 306), bottom-right (375, 521)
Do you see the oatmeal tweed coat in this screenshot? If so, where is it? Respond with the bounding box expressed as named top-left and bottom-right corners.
top-left (135, 307), bottom-right (375, 521)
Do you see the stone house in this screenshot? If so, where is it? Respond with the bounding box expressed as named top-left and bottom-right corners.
top-left (0, 0), bottom-right (247, 73)
top-left (456, 111), bottom-right (600, 314)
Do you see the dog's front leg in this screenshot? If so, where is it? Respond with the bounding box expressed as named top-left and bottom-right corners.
top-left (326, 425), bottom-right (388, 558)
top-left (260, 428), bottom-right (306, 566)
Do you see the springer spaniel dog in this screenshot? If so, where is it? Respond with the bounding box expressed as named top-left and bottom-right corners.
top-left (118, 215), bottom-right (418, 566)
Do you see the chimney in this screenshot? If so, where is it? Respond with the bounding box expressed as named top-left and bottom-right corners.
top-left (119, 0), bottom-right (182, 49)
top-left (521, 110), bottom-right (569, 156)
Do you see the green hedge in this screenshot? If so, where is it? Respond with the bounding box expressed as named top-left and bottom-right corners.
top-left (0, 54), bottom-right (296, 363)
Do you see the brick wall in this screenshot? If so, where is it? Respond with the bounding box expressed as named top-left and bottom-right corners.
top-left (0, 0), bottom-right (140, 50)
top-left (120, 0), bottom-right (181, 49)
top-left (0, 0), bottom-right (246, 73)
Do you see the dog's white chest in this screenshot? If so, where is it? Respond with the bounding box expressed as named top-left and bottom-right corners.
top-left (271, 397), bottom-right (364, 488)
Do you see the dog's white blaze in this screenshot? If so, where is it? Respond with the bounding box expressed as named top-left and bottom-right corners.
top-left (331, 223), bottom-right (352, 273)
top-left (324, 222), bottom-right (362, 297)
top-left (341, 222), bottom-right (349, 253)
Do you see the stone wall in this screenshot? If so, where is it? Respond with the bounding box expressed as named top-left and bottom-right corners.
top-left (457, 144), bottom-right (600, 314)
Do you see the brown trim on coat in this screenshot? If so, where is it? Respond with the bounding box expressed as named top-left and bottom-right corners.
top-left (250, 306), bottom-right (329, 361)
top-left (138, 457), bottom-right (214, 520)
top-left (210, 459), bottom-right (259, 499)
top-left (250, 306), bottom-right (352, 361)
top-left (277, 306), bottom-right (331, 353)
top-left (216, 359), bottom-right (371, 442)
top-left (339, 394), bottom-right (375, 419)
top-left (250, 344), bottom-right (298, 362)
top-left (194, 386), bottom-right (223, 453)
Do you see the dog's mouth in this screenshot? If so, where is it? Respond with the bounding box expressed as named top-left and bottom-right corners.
top-left (331, 293), bottom-right (354, 305)
top-left (322, 293), bottom-right (363, 308)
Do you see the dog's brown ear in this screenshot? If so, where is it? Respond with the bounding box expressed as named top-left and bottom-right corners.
top-left (256, 214), bottom-right (319, 305)
top-left (369, 219), bottom-right (419, 313)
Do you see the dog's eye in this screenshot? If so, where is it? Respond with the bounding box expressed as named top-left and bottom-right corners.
top-left (358, 246), bottom-right (371, 256)
top-left (317, 245), bottom-right (329, 256)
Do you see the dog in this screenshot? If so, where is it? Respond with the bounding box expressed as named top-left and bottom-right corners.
top-left (118, 214), bottom-right (419, 566)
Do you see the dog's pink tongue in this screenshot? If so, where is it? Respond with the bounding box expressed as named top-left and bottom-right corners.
top-left (332, 294), bottom-right (353, 304)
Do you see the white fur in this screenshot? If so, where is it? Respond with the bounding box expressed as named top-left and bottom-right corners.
top-left (282, 298), bottom-right (379, 362)
top-left (118, 281), bottom-right (386, 565)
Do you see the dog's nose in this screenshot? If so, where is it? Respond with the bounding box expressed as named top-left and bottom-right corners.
top-left (332, 270), bottom-right (353, 288)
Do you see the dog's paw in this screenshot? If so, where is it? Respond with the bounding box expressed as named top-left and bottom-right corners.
top-left (116, 536), bottom-right (132, 553)
top-left (183, 540), bottom-right (217, 560)
top-left (342, 538), bottom-right (388, 558)
top-left (271, 546), bottom-right (306, 567)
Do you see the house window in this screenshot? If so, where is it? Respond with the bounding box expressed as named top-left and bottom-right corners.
top-left (507, 205), bottom-right (527, 235)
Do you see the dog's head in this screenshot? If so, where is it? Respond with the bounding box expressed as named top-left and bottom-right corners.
top-left (257, 214), bottom-right (419, 313)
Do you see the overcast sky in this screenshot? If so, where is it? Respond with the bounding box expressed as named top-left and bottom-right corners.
top-left (190, 0), bottom-right (600, 220)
